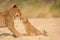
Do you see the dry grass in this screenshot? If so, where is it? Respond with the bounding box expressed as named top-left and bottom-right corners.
top-left (0, 0), bottom-right (60, 18)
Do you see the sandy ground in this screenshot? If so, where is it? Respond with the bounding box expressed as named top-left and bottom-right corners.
top-left (0, 18), bottom-right (60, 40)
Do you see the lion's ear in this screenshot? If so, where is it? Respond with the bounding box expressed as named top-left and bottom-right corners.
top-left (13, 4), bottom-right (17, 8)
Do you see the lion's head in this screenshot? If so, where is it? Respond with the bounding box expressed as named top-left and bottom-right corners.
top-left (8, 4), bottom-right (21, 17)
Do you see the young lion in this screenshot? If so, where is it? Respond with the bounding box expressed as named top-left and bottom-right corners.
top-left (0, 5), bottom-right (47, 37)
top-left (0, 5), bottom-right (21, 37)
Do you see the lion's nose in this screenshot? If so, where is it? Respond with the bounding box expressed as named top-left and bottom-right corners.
top-left (16, 12), bottom-right (19, 17)
top-left (16, 15), bottom-right (19, 17)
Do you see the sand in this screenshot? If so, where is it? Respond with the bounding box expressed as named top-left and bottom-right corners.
top-left (0, 18), bottom-right (60, 40)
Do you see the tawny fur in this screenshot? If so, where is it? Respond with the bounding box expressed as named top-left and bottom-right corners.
top-left (20, 15), bottom-right (47, 36)
top-left (18, 7), bottom-right (47, 36)
top-left (0, 5), bottom-right (47, 37)
top-left (0, 5), bottom-right (21, 37)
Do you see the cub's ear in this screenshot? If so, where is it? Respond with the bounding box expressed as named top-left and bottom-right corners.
top-left (13, 4), bottom-right (17, 8)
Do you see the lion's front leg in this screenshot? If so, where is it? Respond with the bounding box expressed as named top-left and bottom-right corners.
top-left (5, 17), bottom-right (21, 37)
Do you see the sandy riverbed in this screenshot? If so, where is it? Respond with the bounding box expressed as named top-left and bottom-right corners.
top-left (0, 18), bottom-right (60, 40)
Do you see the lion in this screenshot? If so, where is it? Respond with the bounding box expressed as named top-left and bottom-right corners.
top-left (20, 13), bottom-right (47, 36)
top-left (0, 5), bottom-right (21, 37)
top-left (0, 4), bottom-right (47, 38)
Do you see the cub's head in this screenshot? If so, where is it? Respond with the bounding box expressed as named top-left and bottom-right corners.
top-left (8, 4), bottom-right (21, 17)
